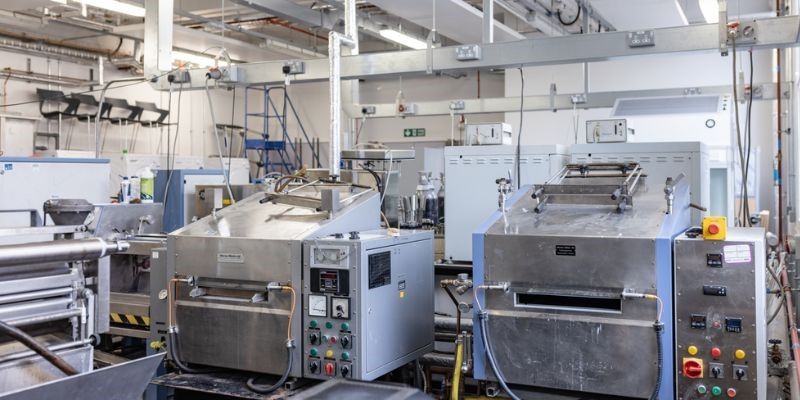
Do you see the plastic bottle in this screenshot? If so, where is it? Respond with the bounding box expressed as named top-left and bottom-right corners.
top-left (130, 176), bottom-right (141, 201)
top-left (140, 167), bottom-right (154, 203)
top-left (120, 177), bottom-right (131, 203)
top-left (416, 171), bottom-right (438, 227)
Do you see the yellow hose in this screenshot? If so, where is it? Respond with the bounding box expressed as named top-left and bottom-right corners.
top-left (451, 337), bottom-right (464, 400)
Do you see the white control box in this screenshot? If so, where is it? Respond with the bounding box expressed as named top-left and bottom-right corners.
top-left (586, 119), bottom-right (628, 143)
top-left (465, 123), bottom-right (512, 146)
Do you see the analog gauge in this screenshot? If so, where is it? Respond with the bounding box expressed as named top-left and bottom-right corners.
top-left (308, 294), bottom-right (327, 317)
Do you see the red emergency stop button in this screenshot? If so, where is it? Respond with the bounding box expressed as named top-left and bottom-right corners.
top-left (711, 347), bottom-right (722, 359)
top-left (324, 362), bottom-right (335, 377)
top-left (683, 358), bottom-right (704, 379)
top-left (708, 224), bottom-right (720, 234)
top-left (727, 388), bottom-right (737, 398)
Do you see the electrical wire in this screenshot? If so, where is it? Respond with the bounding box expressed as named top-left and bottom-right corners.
top-left (514, 68), bottom-right (524, 189)
top-left (1, 68), bottom-right (179, 110)
top-left (162, 82), bottom-right (184, 207)
top-left (246, 285), bottom-right (296, 394)
top-left (205, 79), bottom-right (236, 203)
top-left (731, 36), bottom-right (747, 227)
top-left (0, 319), bottom-right (79, 376)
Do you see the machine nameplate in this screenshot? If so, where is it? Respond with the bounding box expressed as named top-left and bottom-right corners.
top-left (217, 253), bottom-right (244, 263)
top-left (554, 245), bottom-right (576, 256)
top-left (723, 244), bottom-right (751, 263)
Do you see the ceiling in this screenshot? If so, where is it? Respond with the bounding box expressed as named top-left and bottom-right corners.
top-left (0, 0), bottom-right (783, 70)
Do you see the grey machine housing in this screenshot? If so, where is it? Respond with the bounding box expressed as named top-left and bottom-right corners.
top-left (168, 183), bottom-right (381, 377)
top-left (302, 229), bottom-right (434, 381)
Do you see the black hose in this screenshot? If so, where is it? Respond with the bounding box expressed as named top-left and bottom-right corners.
top-left (650, 322), bottom-right (664, 400)
top-left (557, 6), bottom-right (581, 26)
top-left (478, 312), bottom-right (522, 400)
top-left (360, 164), bottom-right (384, 197)
top-left (0, 319), bottom-right (78, 376)
top-left (246, 345), bottom-right (293, 394)
top-left (167, 331), bottom-right (215, 374)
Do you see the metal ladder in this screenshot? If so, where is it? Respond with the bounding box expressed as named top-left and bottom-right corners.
top-left (243, 85), bottom-right (321, 176)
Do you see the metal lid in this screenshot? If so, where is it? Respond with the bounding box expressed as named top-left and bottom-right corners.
top-left (340, 149), bottom-right (415, 161)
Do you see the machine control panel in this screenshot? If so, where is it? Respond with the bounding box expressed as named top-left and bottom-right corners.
top-left (301, 230), bottom-right (435, 382)
top-left (674, 228), bottom-right (766, 400)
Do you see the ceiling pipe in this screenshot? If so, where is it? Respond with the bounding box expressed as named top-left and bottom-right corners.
top-left (328, 0), bottom-right (358, 178)
top-left (174, 9), bottom-right (325, 59)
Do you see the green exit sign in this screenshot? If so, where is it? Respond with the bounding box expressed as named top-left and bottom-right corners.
top-left (403, 128), bottom-right (426, 137)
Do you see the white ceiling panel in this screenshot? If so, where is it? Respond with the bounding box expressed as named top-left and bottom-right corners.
top-left (589, 0), bottom-right (688, 30)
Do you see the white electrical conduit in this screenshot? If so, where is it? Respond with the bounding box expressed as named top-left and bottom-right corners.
top-left (328, 0), bottom-right (358, 179)
top-left (204, 80), bottom-right (236, 203)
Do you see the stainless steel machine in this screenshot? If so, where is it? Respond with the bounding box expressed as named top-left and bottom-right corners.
top-left (472, 163), bottom-right (692, 399)
top-left (302, 229), bottom-right (434, 380)
top-left (88, 203), bottom-right (165, 340)
top-left (674, 228), bottom-right (767, 400)
top-left (0, 206), bottom-right (164, 398)
top-left (167, 182), bottom-right (381, 377)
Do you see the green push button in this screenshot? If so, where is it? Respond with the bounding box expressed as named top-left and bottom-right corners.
top-left (325, 321), bottom-right (333, 329)
top-left (341, 322), bottom-right (350, 331)
top-left (697, 385), bottom-right (707, 394)
top-left (310, 348), bottom-right (318, 357)
top-left (711, 386), bottom-right (722, 396)
top-left (309, 320), bottom-right (318, 328)
top-left (341, 352), bottom-right (350, 361)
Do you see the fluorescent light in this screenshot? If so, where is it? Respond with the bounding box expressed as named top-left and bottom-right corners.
top-left (72, 0), bottom-right (145, 18)
top-left (698, 0), bottom-right (719, 23)
top-left (171, 51), bottom-right (216, 67)
top-left (379, 29), bottom-right (427, 50)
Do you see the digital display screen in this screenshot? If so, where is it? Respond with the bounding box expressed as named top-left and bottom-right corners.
top-left (319, 270), bottom-right (339, 292)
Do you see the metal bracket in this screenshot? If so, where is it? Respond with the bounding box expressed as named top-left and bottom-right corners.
top-left (718, 0), bottom-right (729, 56)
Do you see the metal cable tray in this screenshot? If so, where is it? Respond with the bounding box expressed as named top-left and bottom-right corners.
top-left (531, 162), bottom-right (646, 213)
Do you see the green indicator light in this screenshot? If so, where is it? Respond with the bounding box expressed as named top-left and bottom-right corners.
top-left (325, 321), bottom-right (333, 329)
top-left (711, 386), bottom-right (722, 396)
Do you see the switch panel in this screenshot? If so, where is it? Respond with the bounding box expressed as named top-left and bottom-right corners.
top-left (674, 228), bottom-right (766, 400)
top-left (302, 230), bottom-right (434, 381)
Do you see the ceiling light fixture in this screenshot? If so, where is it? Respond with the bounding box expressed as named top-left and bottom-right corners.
top-left (57, 0), bottom-right (145, 18)
top-left (698, 0), bottom-right (720, 23)
top-left (379, 29), bottom-right (428, 50)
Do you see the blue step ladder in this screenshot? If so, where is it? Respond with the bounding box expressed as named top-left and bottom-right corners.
top-left (243, 85), bottom-right (321, 176)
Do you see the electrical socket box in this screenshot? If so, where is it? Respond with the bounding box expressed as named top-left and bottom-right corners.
top-left (169, 70), bottom-right (191, 84)
top-left (455, 44), bottom-right (481, 61)
top-left (397, 103), bottom-right (417, 116)
top-left (220, 66), bottom-right (244, 84)
top-left (282, 60), bottom-right (306, 75)
top-left (730, 22), bottom-right (758, 45)
top-left (465, 122), bottom-right (512, 145)
top-left (627, 30), bottom-right (655, 47)
top-left (586, 119), bottom-right (628, 143)
top-left (449, 100), bottom-right (466, 111)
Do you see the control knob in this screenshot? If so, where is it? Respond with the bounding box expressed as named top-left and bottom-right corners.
top-left (309, 359), bottom-right (320, 374)
top-left (341, 364), bottom-right (350, 378)
top-left (340, 335), bottom-right (351, 349)
top-left (309, 332), bottom-right (320, 345)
